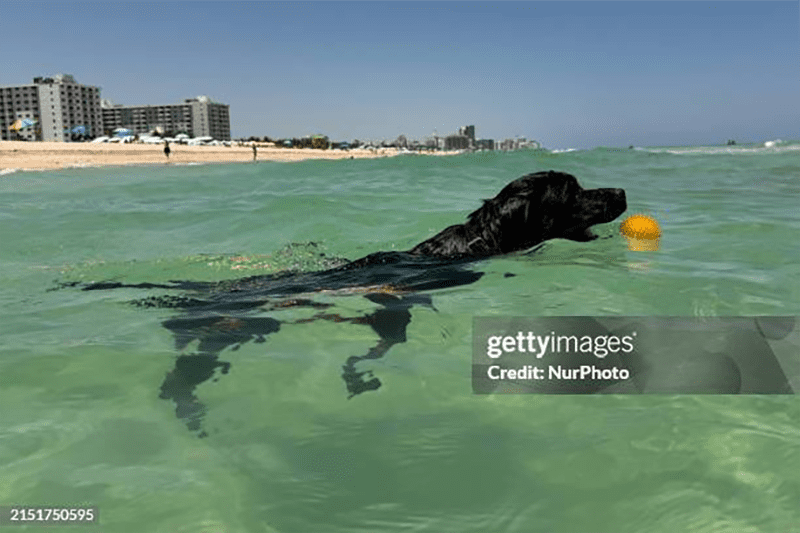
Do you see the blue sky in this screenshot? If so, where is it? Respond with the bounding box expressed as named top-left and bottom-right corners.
top-left (1, 1), bottom-right (797, 148)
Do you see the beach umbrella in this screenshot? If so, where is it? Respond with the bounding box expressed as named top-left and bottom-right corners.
top-left (9, 118), bottom-right (37, 131)
top-left (175, 133), bottom-right (189, 139)
top-left (113, 128), bottom-right (133, 137)
top-left (71, 125), bottom-right (87, 135)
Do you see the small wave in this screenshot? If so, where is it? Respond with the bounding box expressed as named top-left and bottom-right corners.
top-left (52, 242), bottom-right (350, 289)
top-left (66, 161), bottom-right (100, 169)
top-left (550, 148), bottom-right (578, 154)
top-left (0, 167), bottom-right (54, 174)
top-left (645, 141), bottom-right (800, 156)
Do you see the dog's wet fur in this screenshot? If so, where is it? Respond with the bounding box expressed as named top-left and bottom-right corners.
top-left (68, 170), bottom-right (627, 436)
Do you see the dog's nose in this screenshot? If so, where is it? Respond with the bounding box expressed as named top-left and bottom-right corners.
top-left (615, 188), bottom-right (627, 208)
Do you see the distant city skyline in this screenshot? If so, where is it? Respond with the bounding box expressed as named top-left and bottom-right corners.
top-left (2, 1), bottom-right (797, 149)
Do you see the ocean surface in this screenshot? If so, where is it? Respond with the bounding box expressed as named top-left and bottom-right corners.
top-left (2, 141), bottom-right (799, 532)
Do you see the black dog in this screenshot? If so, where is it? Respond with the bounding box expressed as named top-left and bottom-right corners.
top-left (72, 170), bottom-right (627, 436)
top-left (340, 170), bottom-right (626, 267)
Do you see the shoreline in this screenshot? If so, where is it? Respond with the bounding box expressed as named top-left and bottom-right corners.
top-left (0, 140), bottom-right (454, 172)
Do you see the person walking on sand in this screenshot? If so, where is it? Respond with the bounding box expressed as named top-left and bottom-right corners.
top-left (164, 140), bottom-right (171, 159)
top-left (252, 143), bottom-right (257, 161)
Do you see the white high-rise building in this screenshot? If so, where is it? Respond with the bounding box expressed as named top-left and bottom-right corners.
top-left (101, 95), bottom-right (231, 140)
top-left (0, 74), bottom-right (102, 141)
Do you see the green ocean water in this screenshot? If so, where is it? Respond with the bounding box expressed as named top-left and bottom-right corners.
top-left (1, 141), bottom-right (800, 532)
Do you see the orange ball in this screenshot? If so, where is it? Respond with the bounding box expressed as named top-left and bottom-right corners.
top-left (620, 214), bottom-right (661, 240)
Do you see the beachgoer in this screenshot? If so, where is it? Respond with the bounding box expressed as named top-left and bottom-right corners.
top-left (164, 141), bottom-right (171, 159)
top-left (252, 144), bottom-right (257, 161)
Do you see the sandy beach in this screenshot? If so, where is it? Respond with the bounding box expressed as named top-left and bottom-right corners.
top-left (0, 141), bottom-right (415, 171)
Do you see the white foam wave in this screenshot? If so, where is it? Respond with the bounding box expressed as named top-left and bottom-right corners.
top-left (647, 142), bottom-right (800, 156)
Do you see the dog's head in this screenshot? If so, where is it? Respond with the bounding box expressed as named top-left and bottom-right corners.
top-left (468, 170), bottom-right (627, 253)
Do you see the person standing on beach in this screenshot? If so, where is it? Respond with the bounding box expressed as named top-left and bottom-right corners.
top-left (164, 141), bottom-right (171, 159)
top-left (252, 144), bottom-right (257, 161)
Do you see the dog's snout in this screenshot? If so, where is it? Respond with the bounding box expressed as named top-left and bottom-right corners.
top-left (615, 188), bottom-right (627, 207)
top-left (598, 187), bottom-right (627, 220)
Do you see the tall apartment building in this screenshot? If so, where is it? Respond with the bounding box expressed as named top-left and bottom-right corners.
top-left (101, 96), bottom-right (231, 140)
top-left (458, 125), bottom-right (475, 142)
top-left (0, 74), bottom-right (102, 141)
top-left (444, 134), bottom-right (470, 151)
top-left (456, 125), bottom-right (476, 150)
